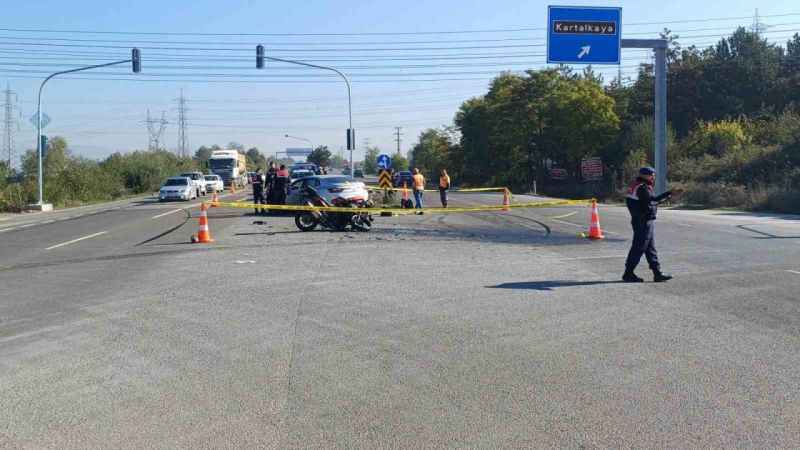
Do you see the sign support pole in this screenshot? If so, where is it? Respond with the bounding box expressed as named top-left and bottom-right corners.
top-left (622, 39), bottom-right (669, 193)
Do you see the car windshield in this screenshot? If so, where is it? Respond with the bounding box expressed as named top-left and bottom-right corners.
top-left (321, 176), bottom-right (351, 186)
top-left (209, 159), bottom-right (234, 170)
top-left (180, 173), bottom-right (199, 179)
top-left (204, 176), bottom-right (217, 181)
top-left (164, 178), bottom-right (188, 186)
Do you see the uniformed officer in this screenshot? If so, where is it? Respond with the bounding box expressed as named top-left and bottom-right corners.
top-left (252, 168), bottom-right (266, 215)
top-left (623, 167), bottom-right (673, 283)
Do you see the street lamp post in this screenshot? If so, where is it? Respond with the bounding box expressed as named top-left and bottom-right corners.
top-left (257, 47), bottom-right (354, 178)
top-left (284, 134), bottom-right (315, 152)
top-left (31, 49), bottom-right (141, 211)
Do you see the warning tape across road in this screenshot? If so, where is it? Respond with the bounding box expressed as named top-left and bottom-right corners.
top-left (208, 199), bottom-right (591, 215)
top-left (365, 185), bottom-right (512, 196)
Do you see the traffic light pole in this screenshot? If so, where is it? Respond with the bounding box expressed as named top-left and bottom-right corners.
top-left (33, 56), bottom-right (137, 210)
top-left (257, 51), bottom-right (355, 178)
top-left (621, 39), bottom-right (668, 193)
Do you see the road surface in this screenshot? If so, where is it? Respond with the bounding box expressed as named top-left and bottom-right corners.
top-left (1, 190), bottom-right (799, 448)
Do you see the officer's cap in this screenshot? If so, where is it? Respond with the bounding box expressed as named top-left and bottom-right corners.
top-left (639, 166), bottom-right (656, 176)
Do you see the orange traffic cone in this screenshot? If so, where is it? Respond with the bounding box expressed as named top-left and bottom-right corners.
top-left (502, 188), bottom-right (510, 211)
top-left (587, 200), bottom-right (604, 240)
top-left (210, 191), bottom-right (219, 207)
top-left (194, 202), bottom-right (214, 243)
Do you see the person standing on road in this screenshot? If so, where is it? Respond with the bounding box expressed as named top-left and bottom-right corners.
top-left (252, 168), bottom-right (266, 215)
top-left (265, 162), bottom-right (277, 204)
top-left (623, 166), bottom-right (673, 283)
top-left (439, 169), bottom-right (451, 208)
top-left (274, 164), bottom-right (290, 205)
top-left (412, 168), bottom-right (425, 209)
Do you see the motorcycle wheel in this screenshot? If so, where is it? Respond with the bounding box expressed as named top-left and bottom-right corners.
top-left (351, 214), bottom-right (372, 232)
top-left (295, 213), bottom-right (318, 231)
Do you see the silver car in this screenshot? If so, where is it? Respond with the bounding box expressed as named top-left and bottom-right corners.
top-left (287, 175), bottom-right (369, 205)
top-left (159, 177), bottom-right (196, 202)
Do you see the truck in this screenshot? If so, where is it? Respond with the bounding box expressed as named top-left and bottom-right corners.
top-left (208, 149), bottom-right (248, 188)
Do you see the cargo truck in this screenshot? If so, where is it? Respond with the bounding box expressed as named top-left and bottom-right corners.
top-left (208, 150), bottom-right (247, 188)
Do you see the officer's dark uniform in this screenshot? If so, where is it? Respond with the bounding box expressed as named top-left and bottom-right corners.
top-left (624, 167), bottom-right (673, 283)
top-left (252, 170), bottom-right (265, 215)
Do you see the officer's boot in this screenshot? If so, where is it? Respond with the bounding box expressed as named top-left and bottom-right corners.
top-left (622, 270), bottom-right (644, 283)
top-left (653, 271), bottom-right (673, 283)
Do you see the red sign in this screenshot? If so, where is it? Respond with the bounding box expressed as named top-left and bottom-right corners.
top-left (549, 168), bottom-right (568, 180)
top-left (581, 157), bottom-right (603, 181)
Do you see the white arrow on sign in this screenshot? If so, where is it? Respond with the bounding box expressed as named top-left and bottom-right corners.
top-left (577, 46), bottom-right (591, 59)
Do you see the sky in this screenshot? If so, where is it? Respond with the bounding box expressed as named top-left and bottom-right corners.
top-left (2, 0), bottom-right (799, 167)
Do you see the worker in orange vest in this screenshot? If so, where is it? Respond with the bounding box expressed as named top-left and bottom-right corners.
top-left (412, 168), bottom-right (425, 209)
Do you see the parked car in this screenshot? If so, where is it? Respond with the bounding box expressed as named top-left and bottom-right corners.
top-left (287, 175), bottom-right (369, 206)
top-left (180, 171), bottom-right (207, 197)
top-left (204, 174), bottom-right (224, 193)
top-left (159, 177), bottom-right (196, 202)
top-left (290, 169), bottom-right (314, 182)
top-left (393, 170), bottom-right (414, 188)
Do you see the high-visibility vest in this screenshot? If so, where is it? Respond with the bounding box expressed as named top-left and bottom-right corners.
top-left (413, 174), bottom-right (425, 190)
top-left (439, 175), bottom-right (450, 189)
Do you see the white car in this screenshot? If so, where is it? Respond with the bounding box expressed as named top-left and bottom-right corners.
top-left (180, 171), bottom-right (208, 197)
top-left (287, 175), bottom-right (369, 205)
top-left (159, 177), bottom-right (197, 202)
top-left (204, 174), bottom-right (224, 193)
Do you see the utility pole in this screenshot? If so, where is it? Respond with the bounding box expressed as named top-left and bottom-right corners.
top-left (145, 109), bottom-right (168, 151)
top-left (751, 8), bottom-right (768, 35)
top-left (394, 127), bottom-right (403, 155)
top-left (2, 84), bottom-right (17, 169)
top-left (176, 89), bottom-right (188, 158)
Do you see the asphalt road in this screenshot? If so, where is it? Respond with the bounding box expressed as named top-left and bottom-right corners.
top-left (1, 188), bottom-right (799, 448)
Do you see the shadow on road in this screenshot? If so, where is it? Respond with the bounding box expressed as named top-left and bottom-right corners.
top-left (488, 280), bottom-right (623, 291)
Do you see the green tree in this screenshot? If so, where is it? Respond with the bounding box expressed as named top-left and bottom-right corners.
top-left (329, 153), bottom-right (345, 169)
top-left (246, 147), bottom-right (266, 170)
top-left (392, 153), bottom-right (409, 171)
top-left (307, 146), bottom-right (332, 167)
top-left (362, 146), bottom-right (380, 174)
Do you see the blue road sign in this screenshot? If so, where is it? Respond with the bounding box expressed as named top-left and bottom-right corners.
top-left (547, 6), bottom-right (621, 65)
top-left (377, 154), bottom-right (391, 169)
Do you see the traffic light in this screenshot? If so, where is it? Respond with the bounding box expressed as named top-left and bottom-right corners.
top-left (256, 45), bottom-right (265, 69)
top-left (132, 48), bottom-right (141, 73)
top-left (40, 135), bottom-right (48, 159)
top-left (346, 128), bottom-right (355, 150)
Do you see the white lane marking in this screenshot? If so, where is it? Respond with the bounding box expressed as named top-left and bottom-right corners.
top-left (0, 226), bottom-right (18, 233)
top-left (551, 218), bottom-right (583, 228)
top-left (17, 223), bottom-right (36, 228)
top-left (551, 218), bottom-right (619, 235)
top-left (152, 208), bottom-right (182, 219)
top-left (45, 231), bottom-right (108, 250)
top-left (787, 270), bottom-right (800, 275)
top-left (548, 211), bottom-right (578, 220)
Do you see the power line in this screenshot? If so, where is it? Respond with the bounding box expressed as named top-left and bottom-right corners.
top-left (0, 12), bottom-right (798, 36)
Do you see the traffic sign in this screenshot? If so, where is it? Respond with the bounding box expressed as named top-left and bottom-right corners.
top-left (378, 169), bottom-right (393, 189)
top-left (377, 154), bottom-right (391, 169)
top-left (547, 6), bottom-right (621, 65)
top-left (29, 113), bottom-right (51, 129)
top-left (581, 157), bottom-right (604, 181)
